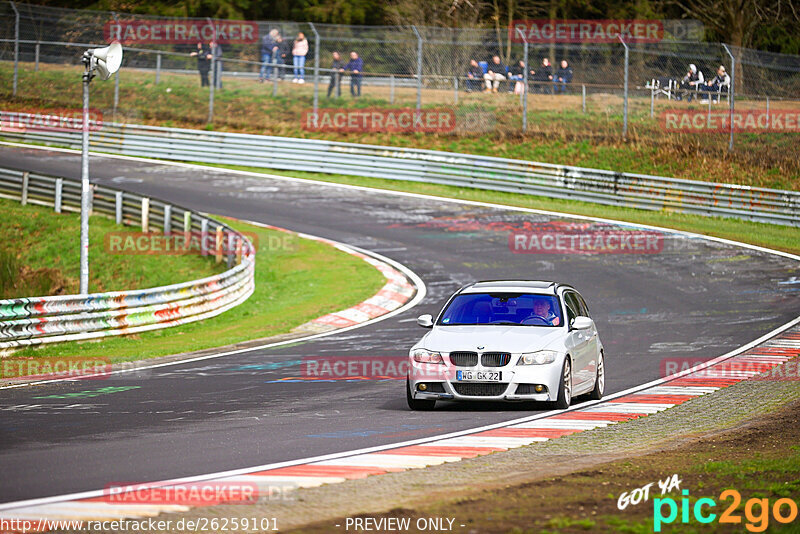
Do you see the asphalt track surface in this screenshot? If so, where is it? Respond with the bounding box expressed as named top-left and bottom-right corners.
top-left (1, 145), bottom-right (799, 504)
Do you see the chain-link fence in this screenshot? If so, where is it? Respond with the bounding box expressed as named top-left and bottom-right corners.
top-left (1, 1), bottom-right (799, 148)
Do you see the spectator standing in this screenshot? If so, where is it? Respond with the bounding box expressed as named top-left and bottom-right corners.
top-left (275, 35), bottom-right (290, 79)
top-left (553, 60), bottom-right (573, 94)
top-left (466, 59), bottom-right (482, 92)
top-left (530, 58), bottom-right (553, 93)
top-left (292, 32), bottom-right (309, 83)
top-left (327, 51), bottom-right (345, 98)
top-left (259, 29), bottom-right (279, 82)
top-left (345, 51), bottom-right (363, 97)
top-left (209, 40), bottom-right (223, 89)
top-left (483, 55), bottom-right (507, 93)
top-left (702, 65), bottom-right (730, 103)
top-left (189, 42), bottom-right (211, 87)
top-left (679, 64), bottom-right (704, 102)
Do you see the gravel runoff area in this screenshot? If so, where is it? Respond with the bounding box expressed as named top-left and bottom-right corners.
top-left (91, 341), bottom-right (800, 534)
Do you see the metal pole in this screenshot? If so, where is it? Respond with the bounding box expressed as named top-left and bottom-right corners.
top-left (722, 44), bottom-right (735, 152)
top-left (113, 70), bottom-right (120, 117)
top-left (11, 2), bottom-right (19, 97)
top-left (453, 76), bottom-right (458, 104)
top-left (766, 96), bottom-right (769, 118)
top-left (80, 61), bottom-right (91, 295)
top-left (582, 84), bottom-right (586, 113)
top-left (35, 42), bottom-right (39, 72)
top-left (411, 25), bottom-right (422, 111)
top-left (521, 31), bottom-right (529, 133)
top-left (207, 18), bottom-right (216, 123)
top-left (155, 52), bottom-right (161, 84)
top-left (650, 81), bottom-right (654, 118)
top-left (272, 62), bottom-right (278, 96)
top-left (309, 23), bottom-right (320, 116)
top-left (390, 74), bottom-right (395, 104)
top-left (619, 35), bottom-right (629, 139)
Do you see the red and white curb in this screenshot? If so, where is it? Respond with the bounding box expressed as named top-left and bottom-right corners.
top-left (2, 324), bottom-right (797, 527)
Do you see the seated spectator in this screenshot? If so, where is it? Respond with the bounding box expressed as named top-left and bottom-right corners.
top-left (701, 65), bottom-right (730, 103)
top-left (466, 59), bottom-right (482, 92)
top-left (345, 51), bottom-right (363, 97)
top-left (508, 60), bottom-right (526, 94)
top-left (678, 63), bottom-right (704, 102)
top-left (530, 57), bottom-right (553, 94)
top-left (553, 60), bottom-right (573, 94)
top-left (483, 55), bottom-right (507, 93)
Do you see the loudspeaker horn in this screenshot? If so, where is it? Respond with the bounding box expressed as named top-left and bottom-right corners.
top-left (90, 41), bottom-right (123, 80)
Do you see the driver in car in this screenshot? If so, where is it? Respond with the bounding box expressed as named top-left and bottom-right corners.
top-left (524, 299), bottom-right (560, 326)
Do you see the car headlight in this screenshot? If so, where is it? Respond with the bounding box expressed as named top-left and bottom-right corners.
top-left (518, 350), bottom-right (558, 365)
top-left (411, 349), bottom-right (444, 364)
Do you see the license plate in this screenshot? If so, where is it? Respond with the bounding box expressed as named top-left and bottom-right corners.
top-left (456, 370), bottom-right (502, 382)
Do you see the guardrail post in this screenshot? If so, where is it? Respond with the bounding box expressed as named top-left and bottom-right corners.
top-left (155, 52), bottom-right (161, 84)
top-left (142, 197), bottom-right (150, 233)
top-left (618, 35), bottom-right (628, 139)
top-left (35, 42), bottom-right (40, 72)
top-left (582, 84), bottom-right (586, 113)
top-left (226, 231), bottom-right (234, 268)
top-left (11, 2), bottom-right (19, 97)
top-left (55, 178), bottom-right (63, 213)
top-left (183, 210), bottom-right (191, 249)
top-left (200, 218), bottom-right (209, 255)
top-left (115, 191), bottom-right (123, 224)
top-left (309, 23), bottom-right (320, 116)
top-left (411, 25), bottom-right (422, 111)
top-left (20, 172), bottom-right (29, 205)
top-left (215, 225), bottom-right (223, 263)
top-left (163, 204), bottom-right (172, 235)
top-left (390, 74), bottom-right (395, 104)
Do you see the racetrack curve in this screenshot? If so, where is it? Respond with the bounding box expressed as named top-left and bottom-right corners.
top-left (1, 144), bottom-right (798, 504)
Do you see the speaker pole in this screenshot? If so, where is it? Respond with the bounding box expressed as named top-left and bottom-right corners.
top-left (79, 52), bottom-right (93, 295)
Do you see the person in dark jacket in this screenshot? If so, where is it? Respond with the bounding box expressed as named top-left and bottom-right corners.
top-left (189, 42), bottom-right (211, 87)
top-left (259, 29), bottom-right (279, 82)
top-left (275, 35), bottom-right (290, 79)
top-left (508, 60), bottom-right (526, 93)
top-left (345, 51), bottom-right (364, 97)
top-left (553, 60), bottom-right (573, 94)
top-left (466, 59), bottom-right (482, 92)
top-left (483, 55), bottom-right (507, 93)
top-left (327, 51), bottom-right (345, 98)
top-left (530, 57), bottom-right (553, 94)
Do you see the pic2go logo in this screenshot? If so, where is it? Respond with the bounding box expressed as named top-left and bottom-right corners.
top-left (654, 489), bottom-right (799, 532)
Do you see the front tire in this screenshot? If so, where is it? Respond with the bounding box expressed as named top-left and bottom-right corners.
top-left (555, 358), bottom-right (572, 409)
top-left (588, 352), bottom-right (605, 401)
top-left (406, 377), bottom-right (436, 411)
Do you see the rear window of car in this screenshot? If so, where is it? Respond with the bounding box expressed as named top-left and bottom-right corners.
top-left (437, 293), bottom-right (563, 327)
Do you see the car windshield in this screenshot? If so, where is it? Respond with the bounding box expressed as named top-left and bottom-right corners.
top-left (438, 293), bottom-right (563, 327)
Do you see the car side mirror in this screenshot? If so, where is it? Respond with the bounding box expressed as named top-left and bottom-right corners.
top-left (417, 314), bottom-right (434, 328)
top-left (571, 316), bottom-right (593, 330)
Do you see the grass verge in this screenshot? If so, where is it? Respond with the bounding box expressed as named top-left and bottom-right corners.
top-left (2, 61), bottom-right (799, 190)
top-left (4, 204), bottom-right (387, 363)
top-left (205, 164), bottom-right (800, 257)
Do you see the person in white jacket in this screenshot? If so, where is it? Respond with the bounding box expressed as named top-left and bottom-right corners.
top-left (292, 32), bottom-right (309, 83)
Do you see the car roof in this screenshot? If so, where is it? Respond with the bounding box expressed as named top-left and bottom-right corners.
top-left (460, 280), bottom-right (574, 295)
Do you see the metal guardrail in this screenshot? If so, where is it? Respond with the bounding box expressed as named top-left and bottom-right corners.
top-left (0, 165), bottom-right (255, 348)
top-left (0, 114), bottom-right (798, 226)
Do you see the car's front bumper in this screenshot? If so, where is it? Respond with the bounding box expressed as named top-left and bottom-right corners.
top-left (408, 359), bottom-right (562, 402)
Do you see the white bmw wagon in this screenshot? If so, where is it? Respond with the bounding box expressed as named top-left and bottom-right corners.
top-left (407, 280), bottom-right (604, 410)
